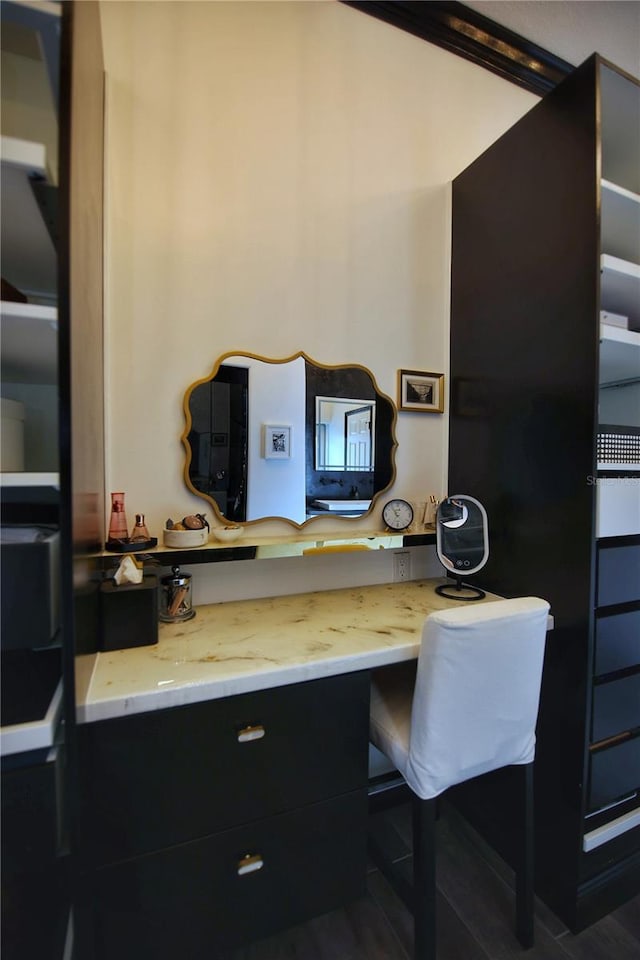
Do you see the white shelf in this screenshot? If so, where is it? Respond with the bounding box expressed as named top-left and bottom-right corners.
top-left (0, 680), bottom-right (62, 757)
top-left (599, 324), bottom-right (640, 385)
top-left (597, 463), bottom-right (640, 473)
top-left (601, 179), bottom-right (640, 264)
top-left (600, 254), bottom-right (640, 329)
top-left (0, 471), bottom-right (59, 488)
top-left (0, 299), bottom-right (57, 383)
top-left (0, 135), bottom-right (57, 300)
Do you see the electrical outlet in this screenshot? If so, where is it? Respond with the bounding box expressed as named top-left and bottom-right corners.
top-left (393, 550), bottom-right (411, 581)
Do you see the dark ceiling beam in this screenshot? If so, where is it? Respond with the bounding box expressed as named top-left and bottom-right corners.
top-left (339, 1), bottom-right (573, 96)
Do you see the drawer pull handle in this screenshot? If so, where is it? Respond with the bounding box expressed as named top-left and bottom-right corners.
top-left (237, 724), bottom-right (265, 743)
top-left (237, 853), bottom-right (264, 876)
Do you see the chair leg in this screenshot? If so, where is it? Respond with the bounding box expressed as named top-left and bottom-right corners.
top-left (515, 762), bottom-right (535, 949)
top-left (412, 795), bottom-right (438, 960)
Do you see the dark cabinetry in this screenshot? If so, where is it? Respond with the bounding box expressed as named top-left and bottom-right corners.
top-left (77, 672), bottom-right (370, 958)
top-left (449, 54), bottom-right (640, 931)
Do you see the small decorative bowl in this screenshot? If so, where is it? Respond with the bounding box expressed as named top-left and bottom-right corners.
top-left (211, 525), bottom-right (244, 543)
top-left (163, 527), bottom-right (209, 548)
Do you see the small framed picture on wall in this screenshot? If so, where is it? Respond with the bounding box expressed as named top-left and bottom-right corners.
top-left (263, 424), bottom-right (292, 459)
top-left (397, 370), bottom-right (444, 413)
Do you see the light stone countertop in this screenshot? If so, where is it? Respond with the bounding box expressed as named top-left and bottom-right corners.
top-left (78, 578), bottom-right (506, 724)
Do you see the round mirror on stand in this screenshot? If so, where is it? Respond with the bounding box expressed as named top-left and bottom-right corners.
top-left (435, 495), bottom-right (489, 600)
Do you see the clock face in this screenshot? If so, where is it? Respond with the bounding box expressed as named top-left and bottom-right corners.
top-left (382, 498), bottom-right (414, 531)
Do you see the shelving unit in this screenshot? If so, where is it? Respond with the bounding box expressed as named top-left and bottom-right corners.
top-left (1, 7), bottom-right (67, 957)
top-left (1, 140), bottom-right (59, 475)
top-left (449, 55), bottom-right (640, 932)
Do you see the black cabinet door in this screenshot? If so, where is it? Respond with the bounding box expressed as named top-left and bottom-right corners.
top-left (78, 671), bottom-right (370, 866)
top-left (85, 790), bottom-right (368, 960)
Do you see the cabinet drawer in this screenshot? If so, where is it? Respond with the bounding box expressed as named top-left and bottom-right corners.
top-left (592, 673), bottom-right (640, 742)
top-left (78, 671), bottom-right (370, 866)
top-left (597, 542), bottom-right (640, 607)
top-left (87, 790), bottom-right (368, 959)
top-left (595, 609), bottom-right (640, 675)
top-left (589, 737), bottom-right (640, 811)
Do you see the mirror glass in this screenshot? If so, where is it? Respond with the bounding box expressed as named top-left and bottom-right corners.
top-left (315, 397), bottom-right (375, 471)
top-left (182, 352), bottom-right (396, 528)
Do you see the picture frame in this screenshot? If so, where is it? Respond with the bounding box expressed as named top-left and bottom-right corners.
top-left (397, 369), bottom-right (444, 413)
top-left (263, 424), bottom-right (292, 459)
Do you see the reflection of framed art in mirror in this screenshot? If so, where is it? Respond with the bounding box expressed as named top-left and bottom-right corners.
top-left (263, 424), bottom-right (292, 460)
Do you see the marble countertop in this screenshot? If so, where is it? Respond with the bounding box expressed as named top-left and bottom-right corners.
top-left (79, 578), bottom-right (503, 724)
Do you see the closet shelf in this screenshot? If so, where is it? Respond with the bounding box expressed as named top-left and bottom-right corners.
top-left (0, 472), bottom-right (59, 489)
top-left (601, 179), bottom-right (640, 264)
top-left (1, 135), bottom-right (57, 301)
top-left (600, 254), bottom-right (640, 329)
top-left (599, 324), bottom-right (640, 385)
top-left (0, 300), bottom-right (58, 384)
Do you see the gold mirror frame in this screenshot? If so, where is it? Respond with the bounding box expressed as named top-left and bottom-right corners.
top-left (181, 351), bottom-right (398, 529)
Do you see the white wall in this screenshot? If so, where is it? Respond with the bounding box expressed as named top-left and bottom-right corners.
top-left (99, 0), bottom-right (535, 596)
top-left (245, 355), bottom-right (306, 523)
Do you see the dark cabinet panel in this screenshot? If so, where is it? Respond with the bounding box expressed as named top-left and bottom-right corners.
top-left (87, 790), bottom-right (368, 960)
top-left (1, 748), bottom-right (60, 872)
top-left (593, 674), bottom-right (640, 742)
top-left (449, 53), bottom-right (640, 930)
top-left (595, 609), bottom-right (640, 676)
top-left (78, 671), bottom-right (370, 866)
top-left (589, 736), bottom-right (640, 810)
top-left (597, 543), bottom-right (640, 608)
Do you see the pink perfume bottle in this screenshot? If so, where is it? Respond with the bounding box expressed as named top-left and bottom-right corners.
top-left (108, 492), bottom-right (129, 541)
top-left (130, 513), bottom-right (150, 542)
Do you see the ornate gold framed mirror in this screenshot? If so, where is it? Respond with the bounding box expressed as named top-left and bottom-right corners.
top-left (181, 351), bottom-right (397, 528)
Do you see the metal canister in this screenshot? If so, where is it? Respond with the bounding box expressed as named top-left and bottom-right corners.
top-left (159, 565), bottom-right (195, 622)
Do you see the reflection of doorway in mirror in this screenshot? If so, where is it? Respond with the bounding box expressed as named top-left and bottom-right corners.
top-left (315, 397), bottom-right (375, 471)
top-left (345, 406), bottom-right (372, 469)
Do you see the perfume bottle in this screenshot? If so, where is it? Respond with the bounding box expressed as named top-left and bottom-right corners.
top-left (108, 492), bottom-right (129, 541)
top-left (130, 513), bottom-right (150, 542)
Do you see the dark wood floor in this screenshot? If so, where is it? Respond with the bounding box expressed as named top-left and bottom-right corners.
top-left (222, 801), bottom-right (640, 960)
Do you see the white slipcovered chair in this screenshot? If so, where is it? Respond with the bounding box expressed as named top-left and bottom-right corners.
top-left (369, 597), bottom-right (550, 960)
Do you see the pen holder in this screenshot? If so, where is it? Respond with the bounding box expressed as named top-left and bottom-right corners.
top-left (159, 566), bottom-right (195, 623)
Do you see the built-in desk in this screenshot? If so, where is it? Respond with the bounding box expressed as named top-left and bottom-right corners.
top-left (77, 577), bottom-right (504, 724)
top-left (75, 579), bottom-right (551, 959)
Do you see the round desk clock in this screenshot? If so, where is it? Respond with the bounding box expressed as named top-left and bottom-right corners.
top-left (382, 498), bottom-right (414, 531)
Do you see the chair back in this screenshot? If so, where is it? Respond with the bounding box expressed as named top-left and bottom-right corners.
top-left (405, 597), bottom-right (549, 800)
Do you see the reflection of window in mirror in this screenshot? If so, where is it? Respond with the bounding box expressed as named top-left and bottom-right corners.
top-left (315, 397), bottom-right (375, 471)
